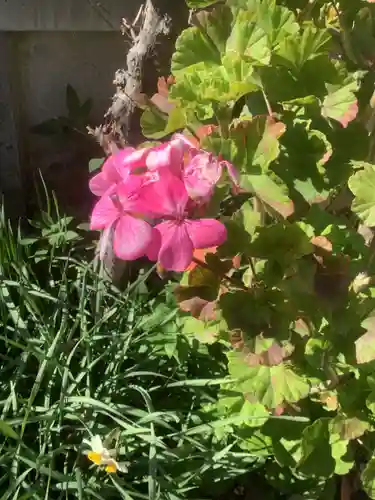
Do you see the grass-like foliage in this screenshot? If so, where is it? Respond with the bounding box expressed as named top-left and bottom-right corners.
top-left (0, 206), bottom-right (264, 499)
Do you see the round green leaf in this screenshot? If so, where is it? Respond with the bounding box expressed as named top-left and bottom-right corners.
top-left (349, 164), bottom-right (375, 226)
top-left (362, 456), bottom-right (375, 499)
top-left (227, 352), bottom-right (309, 408)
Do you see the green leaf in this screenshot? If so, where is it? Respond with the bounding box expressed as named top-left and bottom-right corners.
top-left (141, 106), bottom-right (186, 139)
top-left (322, 81), bottom-right (359, 128)
top-left (221, 56), bottom-right (259, 98)
top-left (172, 27), bottom-right (221, 75)
top-left (196, 5), bottom-right (233, 54)
top-left (356, 317), bottom-right (375, 364)
top-left (276, 26), bottom-right (330, 70)
top-left (244, 174), bottom-right (295, 218)
top-left (362, 456), bottom-right (375, 499)
top-left (258, 1), bottom-right (299, 47)
top-left (349, 164), bottom-right (375, 226)
top-left (0, 420), bottom-right (18, 440)
top-left (226, 10), bottom-right (271, 65)
top-left (88, 157), bottom-right (105, 173)
top-left (297, 419), bottom-right (335, 478)
top-left (264, 418), bottom-right (307, 466)
top-left (186, 0), bottom-right (219, 6)
top-left (329, 433), bottom-right (354, 476)
top-left (181, 315), bottom-right (222, 344)
top-left (329, 415), bottom-right (370, 440)
top-left (214, 391), bottom-right (269, 426)
top-left (249, 222), bottom-right (313, 264)
top-left (229, 116), bottom-right (286, 173)
top-left (227, 352), bottom-right (309, 408)
top-left (239, 200), bottom-right (261, 236)
top-left (140, 108), bottom-right (168, 139)
top-left (170, 62), bottom-right (258, 120)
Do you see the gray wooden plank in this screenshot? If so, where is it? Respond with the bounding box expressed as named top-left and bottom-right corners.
top-left (0, 33), bottom-right (23, 217)
top-left (0, 0), bottom-right (140, 31)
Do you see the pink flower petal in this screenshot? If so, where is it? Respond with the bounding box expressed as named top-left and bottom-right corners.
top-left (108, 148), bottom-right (135, 180)
top-left (90, 193), bottom-right (119, 230)
top-left (170, 133), bottom-right (198, 151)
top-left (155, 221), bottom-right (194, 272)
top-left (185, 219), bottom-right (227, 249)
top-left (89, 149), bottom-right (136, 196)
top-left (89, 172), bottom-right (112, 197)
top-left (116, 174), bottom-right (161, 217)
top-left (121, 147), bottom-right (149, 169)
top-left (184, 153), bottom-right (222, 200)
top-left (146, 142), bottom-right (183, 174)
top-left (145, 229), bottom-right (162, 261)
top-left (137, 170), bottom-right (189, 217)
top-left (113, 215), bottom-right (153, 261)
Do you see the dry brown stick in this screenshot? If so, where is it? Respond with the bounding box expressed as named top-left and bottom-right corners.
top-left (89, 0), bottom-right (169, 153)
top-left (108, 0), bottom-right (169, 142)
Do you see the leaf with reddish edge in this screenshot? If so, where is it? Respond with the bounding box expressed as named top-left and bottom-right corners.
top-left (178, 294), bottom-right (211, 318)
top-left (355, 316), bottom-right (375, 364)
top-left (186, 247), bottom-right (218, 271)
top-left (329, 415), bottom-right (369, 440)
top-left (230, 115), bottom-right (287, 172)
top-left (322, 82), bottom-right (359, 128)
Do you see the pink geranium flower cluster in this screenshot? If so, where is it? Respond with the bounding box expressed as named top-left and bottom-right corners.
top-left (89, 134), bottom-right (238, 272)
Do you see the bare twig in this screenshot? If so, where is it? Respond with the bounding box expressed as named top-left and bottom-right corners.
top-left (91, 0), bottom-right (170, 151)
top-left (109, 0), bottom-right (169, 141)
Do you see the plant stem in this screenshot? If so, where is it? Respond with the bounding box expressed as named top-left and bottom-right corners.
top-left (331, 1), bottom-right (358, 65)
top-left (261, 86), bottom-right (273, 117)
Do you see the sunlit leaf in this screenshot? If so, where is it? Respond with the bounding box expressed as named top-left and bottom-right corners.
top-left (226, 10), bottom-right (271, 65)
top-left (186, 0), bottom-right (219, 6)
top-left (276, 26), bottom-right (330, 70)
top-left (361, 456), bottom-right (375, 499)
top-left (356, 317), bottom-right (375, 364)
top-left (196, 5), bottom-right (233, 54)
top-left (330, 415), bottom-right (370, 440)
top-left (349, 164), bottom-right (375, 226)
top-left (245, 174), bottom-right (295, 218)
top-left (227, 352), bottom-right (309, 408)
top-left (141, 106), bottom-right (185, 139)
top-left (322, 82), bottom-right (359, 128)
top-left (172, 27), bottom-right (221, 75)
top-left (0, 420), bottom-right (18, 440)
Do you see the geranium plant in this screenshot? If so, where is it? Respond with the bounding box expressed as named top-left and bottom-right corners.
top-left (89, 0), bottom-right (375, 497)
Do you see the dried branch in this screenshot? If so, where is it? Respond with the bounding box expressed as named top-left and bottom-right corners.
top-left (91, 0), bottom-right (169, 152)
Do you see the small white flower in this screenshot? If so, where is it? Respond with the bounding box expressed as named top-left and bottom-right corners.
top-left (83, 434), bottom-right (127, 474)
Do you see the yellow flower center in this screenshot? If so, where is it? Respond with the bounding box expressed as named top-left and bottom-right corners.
top-left (105, 462), bottom-right (117, 474)
top-left (88, 451), bottom-right (102, 465)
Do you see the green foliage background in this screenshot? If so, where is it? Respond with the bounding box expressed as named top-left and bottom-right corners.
top-left (140, 0), bottom-right (375, 497)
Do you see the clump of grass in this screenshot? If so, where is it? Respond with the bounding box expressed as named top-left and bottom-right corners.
top-left (0, 205), bottom-right (261, 500)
